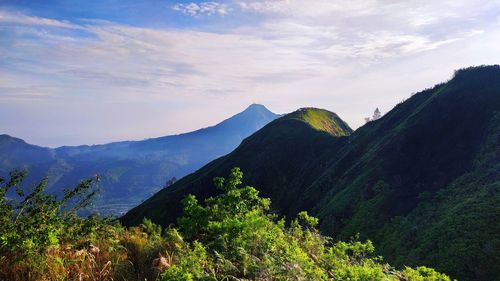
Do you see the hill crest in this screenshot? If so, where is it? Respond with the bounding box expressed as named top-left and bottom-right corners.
top-left (282, 107), bottom-right (353, 136)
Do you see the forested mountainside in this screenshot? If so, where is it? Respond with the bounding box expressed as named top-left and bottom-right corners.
top-left (123, 65), bottom-right (500, 281)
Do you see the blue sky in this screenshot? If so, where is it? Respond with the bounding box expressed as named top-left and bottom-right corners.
top-left (1, 0), bottom-right (500, 146)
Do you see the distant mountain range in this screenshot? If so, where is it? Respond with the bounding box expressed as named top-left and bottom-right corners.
top-left (0, 104), bottom-right (280, 215)
top-left (122, 65), bottom-right (500, 281)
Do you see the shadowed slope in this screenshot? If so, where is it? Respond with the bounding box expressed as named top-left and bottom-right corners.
top-left (309, 65), bottom-right (500, 281)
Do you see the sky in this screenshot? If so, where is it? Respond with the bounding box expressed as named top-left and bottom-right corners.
top-left (1, 0), bottom-right (499, 147)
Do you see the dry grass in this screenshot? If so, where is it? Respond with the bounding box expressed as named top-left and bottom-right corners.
top-left (0, 225), bottom-right (172, 281)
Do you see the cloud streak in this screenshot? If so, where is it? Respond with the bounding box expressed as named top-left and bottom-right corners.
top-left (0, 10), bottom-right (80, 29)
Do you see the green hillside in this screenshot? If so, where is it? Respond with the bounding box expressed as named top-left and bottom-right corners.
top-left (308, 65), bottom-right (500, 281)
top-left (123, 65), bottom-right (500, 281)
top-left (283, 108), bottom-right (353, 136)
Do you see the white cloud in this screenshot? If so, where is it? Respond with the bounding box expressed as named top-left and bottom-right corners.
top-left (238, 0), bottom-right (286, 14)
top-left (0, 10), bottom-right (80, 29)
top-left (237, 0), bottom-right (379, 17)
top-left (172, 2), bottom-right (229, 16)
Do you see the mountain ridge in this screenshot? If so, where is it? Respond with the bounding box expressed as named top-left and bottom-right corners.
top-left (122, 65), bottom-right (500, 281)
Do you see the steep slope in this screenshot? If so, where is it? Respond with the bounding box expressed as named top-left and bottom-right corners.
top-left (123, 65), bottom-right (500, 281)
top-left (121, 108), bottom-right (352, 225)
top-left (0, 104), bottom-right (280, 215)
top-left (307, 65), bottom-right (500, 281)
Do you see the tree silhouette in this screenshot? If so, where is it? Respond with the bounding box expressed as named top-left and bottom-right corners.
top-left (372, 108), bottom-right (381, 120)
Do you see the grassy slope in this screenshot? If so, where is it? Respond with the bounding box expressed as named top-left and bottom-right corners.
top-left (284, 108), bottom-right (353, 136)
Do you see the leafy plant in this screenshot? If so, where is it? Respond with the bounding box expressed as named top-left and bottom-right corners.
top-left (0, 168), bottom-right (452, 281)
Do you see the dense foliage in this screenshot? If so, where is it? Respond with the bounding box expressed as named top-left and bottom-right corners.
top-left (0, 168), bottom-right (451, 280)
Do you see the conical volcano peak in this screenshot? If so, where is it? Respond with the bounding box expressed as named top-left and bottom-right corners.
top-left (240, 103), bottom-right (273, 114)
top-left (218, 104), bottom-right (280, 130)
top-left (246, 103), bottom-right (267, 109)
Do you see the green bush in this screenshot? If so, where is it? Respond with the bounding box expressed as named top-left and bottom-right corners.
top-left (0, 170), bottom-right (101, 256)
top-left (0, 168), bottom-right (453, 280)
top-left (160, 167), bottom-right (454, 281)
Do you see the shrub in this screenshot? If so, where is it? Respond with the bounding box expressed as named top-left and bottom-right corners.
top-left (0, 168), bottom-right (453, 281)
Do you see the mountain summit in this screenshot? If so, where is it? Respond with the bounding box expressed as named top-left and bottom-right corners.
top-left (283, 107), bottom-right (352, 136)
top-left (243, 103), bottom-right (271, 113)
top-left (0, 105), bottom-right (280, 215)
top-left (204, 104), bottom-right (280, 136)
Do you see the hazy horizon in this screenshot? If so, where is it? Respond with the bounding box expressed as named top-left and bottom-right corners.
top-left (2, 103), bottom-right (280, 148)
top-left (1, 0), bottom-right (500, 146)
